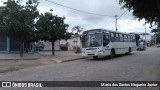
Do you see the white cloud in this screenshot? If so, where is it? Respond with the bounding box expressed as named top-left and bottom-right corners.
top-left (37, 0), bottom-right (153, 33)
top-left (0, 0), bottom-right (154, 34)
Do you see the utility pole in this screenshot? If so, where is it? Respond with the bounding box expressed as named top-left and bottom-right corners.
top-left (115, 15), bottom-right (118, 31)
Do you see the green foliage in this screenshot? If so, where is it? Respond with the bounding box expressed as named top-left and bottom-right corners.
top-left (0, 0), bottom-right (39, 43)
top-left (62, 32), bottom-right (72, 40)
top-left (0, 0), bottom-right (70, 56)
top-left (36, 12), bottom-right (69, 55)
top-left (151, 23), bottom-right (160, 42)
top-left (119, 0), bottom-right (160, 26)
top-left (36, 12), bottom-right (69, 42)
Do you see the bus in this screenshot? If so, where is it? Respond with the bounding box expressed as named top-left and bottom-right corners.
top-left (81, 29), bottom-right (136, 59)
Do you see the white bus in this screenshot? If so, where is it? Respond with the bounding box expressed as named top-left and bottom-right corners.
top-left (81, 29), bottom-right (136, 59)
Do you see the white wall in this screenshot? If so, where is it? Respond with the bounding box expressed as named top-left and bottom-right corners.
top-left (43, 40), bottom-right (60, 51)
top-left (67, 37), bottom-right (81, 47)
top-left (60, 40), bottom-right (67, 45)
top-left (139, 35), bottom-right (152, 41)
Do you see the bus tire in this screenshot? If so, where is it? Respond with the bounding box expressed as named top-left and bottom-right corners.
top-left (93, 56), bottom-right (98, 59)
top-left (127, 47), bottom-right (131, 55)
top-left (110, 49), bottom-right (115, 59)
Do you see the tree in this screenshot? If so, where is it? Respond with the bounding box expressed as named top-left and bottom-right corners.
top-left (62, 32), bottom-right (72, 40)
top-left (151, 23), bottom-right (160, 43)
top-left (71, 26), bottom-right (83, 35)
top-left (119, 0), bottom-right (160, 26)
top-left (0, 0), bottom-right (39, 57)
top-left (36, 12), bottom-right (69, 55)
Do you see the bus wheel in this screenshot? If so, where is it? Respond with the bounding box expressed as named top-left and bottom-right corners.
top-left (127, 48), bottom-right (131, 55)
top-left (93, 56), bottom-right (98, 59)
top-left (110, 49), bottom-right (115, 59)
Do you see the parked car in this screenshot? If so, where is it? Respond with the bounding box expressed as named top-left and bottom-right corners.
top-left (60, 44), bottom-right (68, 51)
top-left (36, 41), bottom-right (44, 51)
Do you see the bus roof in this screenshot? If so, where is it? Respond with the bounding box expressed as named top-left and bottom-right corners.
top-left (83, 29), bottom-right (134, 36)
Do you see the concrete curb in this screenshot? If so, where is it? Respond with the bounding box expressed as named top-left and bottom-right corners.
top-left (51, 57), bottom-right (89, 63)
top-left (36, 51), bottom-right (88, 63)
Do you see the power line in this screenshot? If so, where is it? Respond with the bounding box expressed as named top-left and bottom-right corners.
top-left (118, 10), bottom-right (128, 19)
top-left (45, 0), bottom-right (114, 17)
top-left (117, 10), bottom-right (145, 30)
top-left (119, 19), bottom-right (145, 30)
top-left (44, 0), bottom-right (145, 31)
top-left (114, 10), bottom-right (128, 31)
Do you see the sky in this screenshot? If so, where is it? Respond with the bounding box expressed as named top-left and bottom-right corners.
top-left (0, 0), bottom-right (156, 34)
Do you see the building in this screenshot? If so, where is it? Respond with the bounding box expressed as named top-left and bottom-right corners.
top-left (0, 7), bottom-right (30, 53)
top-left (0, 33), bottom-right (21, 52)
top-left (43, 40), bottom-right (68, 51)
top-left (138, 33), bottom-right (151, 41)
top-left (131, 32), bottom-right (155, 46)
top-left (0, 7), bottom-right (35, 53)
top-left (42, 35), bottom-right (82, 51)
top-left (67, 35), bottom-right (82, 51)
top-left (0, 32), bottom-right (36, 53)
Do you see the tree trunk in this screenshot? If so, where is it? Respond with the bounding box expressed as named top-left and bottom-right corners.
top-left (20, 43), bottom-right (24, 57)
top-left (51, 41), bottom-right (55, 56)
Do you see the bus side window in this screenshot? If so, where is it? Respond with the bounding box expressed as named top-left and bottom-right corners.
top-left (122, 34), bottom-right (124, 42)
top-left (110, 32), bottom-right (115, 42)
top-left (119, 34), bottom-right (123, 42)
top-left (124, 35), bottom-right (127, 42)
top-left (103, 34), bottom-right (109, 46)
top-left (129, 36), bottom-right (131, 42)
top-left (115, 33), bottom-right (119, 42)
top-left (128, 35), bottom-right (130, 42)
top-left (126, 35), bottom-right (129, 42)
top-left (131, 36), bottom-right (133, 42)
top-left (133, 36), bottom-right (135, 42)
top-left (103, 35), bottom-right (106, 46)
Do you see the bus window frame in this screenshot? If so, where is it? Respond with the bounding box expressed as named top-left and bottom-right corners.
top-left (119, 34), bottom-right (124, 42)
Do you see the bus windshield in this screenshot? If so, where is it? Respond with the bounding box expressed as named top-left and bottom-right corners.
top-left (82, 33), bottom-right (102, 47)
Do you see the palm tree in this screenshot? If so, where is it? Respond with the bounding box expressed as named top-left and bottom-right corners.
top-left (71, 26), bottom-right (83, 35)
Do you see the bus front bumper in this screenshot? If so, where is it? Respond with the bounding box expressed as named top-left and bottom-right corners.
top-left (82, 51), bottom-right (106, 57)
